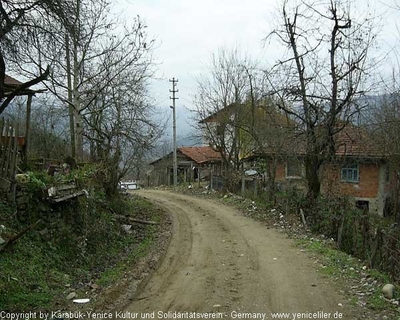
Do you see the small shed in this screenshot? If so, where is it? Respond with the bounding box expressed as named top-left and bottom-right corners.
top-left (148, 146), bottom-right (223, 186)
top-left (1, 75), bottom-right (45, 202)
top-left (2, 74), bottom-right (45, 164)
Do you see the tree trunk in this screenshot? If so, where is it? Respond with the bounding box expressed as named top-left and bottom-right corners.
top-left (72, 0), bottom-right (83, 160)
top-left (73, 38), bottom-right (83, 159)
top-left (65, 33), bottom-right (76, 159)
top-left (267, 157), bottom-right (277, 203)
top-left (23, 94), bottom-right (33, 167)
top-left (0, 52), bottom-right (5, 102)
top-left (305, 154), bottom-right (321, 200)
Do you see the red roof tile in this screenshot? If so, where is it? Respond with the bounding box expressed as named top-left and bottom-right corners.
top-left (246, 125), bottom-right (384, 160)
top-left (178, 146), bottom-right (222, 164)
top-left (334, 126), bottom-right (383, 158)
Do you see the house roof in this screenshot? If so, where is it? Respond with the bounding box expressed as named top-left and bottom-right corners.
top-left (334, 125), bottom-right (383, 158)
top-left (245, 124), bottom-right (385, 161)
top-left (4, 75), bottom-right (23, 87)
top-left (3, 74), bottom-right (39, 96)
top-left (178, 146), bottom-right (222, 164)
top-left (199, 103), bottom-right (292, 127)
top-left (199, 106), bottom-right (230, 124)
top-left (285, 125), bottom-right (385, 159)
top-left (150, 146), bottom-right (223, 166)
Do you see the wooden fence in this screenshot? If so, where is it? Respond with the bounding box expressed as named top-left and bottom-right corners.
top-left (0, 117), bottom-right (19, 201)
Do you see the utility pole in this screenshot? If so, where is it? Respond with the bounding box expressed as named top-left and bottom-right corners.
top-left (169, 78), bottom-right (178, 186)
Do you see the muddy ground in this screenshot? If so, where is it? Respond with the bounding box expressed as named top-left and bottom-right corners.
top-left (120, 190), bottom-right (375, 320)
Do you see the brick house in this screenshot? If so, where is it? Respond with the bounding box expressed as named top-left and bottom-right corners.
top-left (261, 125), bottom-right (390, 216)
top-left (200, 103), bottom-right (392, 215)
top-left (148, 146), bottom-right (223, 186)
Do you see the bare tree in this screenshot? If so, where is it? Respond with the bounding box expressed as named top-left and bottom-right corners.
top-left (5, 0), bottom-right (154, 161)
top-left (0, 0), bottom-right (74, 112)
top-left (83, 57), bottom-right (162, 195)
top-left (194, 47), bottom-right (294, 193)
top-left (266, 0), bottom-right (376, 202)
top-left (194, 48), bottom-right (255, 188)
top-left (3, 94), bottom-right (69, 160)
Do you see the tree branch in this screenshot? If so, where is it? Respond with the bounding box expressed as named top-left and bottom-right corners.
top-left (0, 65), bottom-right (49, 114)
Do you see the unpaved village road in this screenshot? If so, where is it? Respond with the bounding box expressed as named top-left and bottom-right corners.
top-left (123, 190), bottom-right (359, 320)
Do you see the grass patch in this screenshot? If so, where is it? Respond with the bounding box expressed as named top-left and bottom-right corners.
top-left (129, 196), bottom-right (156, 215)
top-left (96, 266), bottom-right (125, 287)
top-left (295, 237), bottom-right (398, 312)
top-left (97, 225), bottom-right (157, 287)
top-left (0, 195), bottom-right (162, 311)
top-left (0, 234), bottom-right (65, 310)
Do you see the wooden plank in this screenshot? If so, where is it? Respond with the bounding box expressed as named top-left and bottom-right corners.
top-left (48, 190), bottom-right (86, 203)
top-left (5, 121), bottom-right (14, 179)
top-left (115, 214), bottom-right (159, 225)
top-left (47, 183), bottom-right (76, 197)
top-left (56, 184), bottom-right (77, 191)
top-left (0, 118), bottom-right (7, 177)
top-left (0, 118), bottom-right (19, 188)
top-left (10, 122), bottom-right (18, 175)
top-left (0, 120), bottom-right (10, 177)
top-left (25, 94), bottom-right (32, 157)
top-left (0, 118), bottom-right (4, 142)
top-left (10, 123), bottom-right (19, 202)
top-left (0, 219), bottom-right (41, 252)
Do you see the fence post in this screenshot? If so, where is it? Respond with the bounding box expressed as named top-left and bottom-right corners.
top-left (9, 122), bottom-right (19, 203)
top-left (0, 118), bottom-right (19, 202)
top-left (337, 211), bottom-right (345, 249)
top-left (209, 165), bottom-right (213, 190)
top-left (241, 163), bottom-right (245, 196)
top-left (370, 227), bottom-right (381, 268)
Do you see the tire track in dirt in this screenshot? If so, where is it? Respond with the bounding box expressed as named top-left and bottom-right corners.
top-left (123, 190), bottom-right (362, 319)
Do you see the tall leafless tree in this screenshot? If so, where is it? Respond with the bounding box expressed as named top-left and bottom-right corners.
top-left (0, 0), bottom-right (74, 112)
top-left (194, 47), bottom-right (292, 192)
top-left (266, 0), bottom-right (376, 202)
top-left (83, 55), bottom-right (162, 195)
top-left (7, 0), bottom-right (154, 160)
top-left (195, 48), bottom-right (255, 167)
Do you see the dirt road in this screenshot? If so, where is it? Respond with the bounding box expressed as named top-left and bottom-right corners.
top-left (123, 190), bottom-right (359, 319)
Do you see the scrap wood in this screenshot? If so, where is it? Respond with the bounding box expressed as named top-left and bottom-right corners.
top-left (48, 190), bottom-right (86, 203)
top-left (0, 219), bottom-right (42, 252)
top-left (299, 208), bottom-right (307, 228)
top-left (115, 214), bottom-right (158, 225)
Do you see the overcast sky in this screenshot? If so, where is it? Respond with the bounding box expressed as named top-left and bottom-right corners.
top-left (115, 0), bottom-right (400, 145)
top-left (123, 0), bottom-right (274, 105)
top-left (115, 0), bottom-right (278, 143)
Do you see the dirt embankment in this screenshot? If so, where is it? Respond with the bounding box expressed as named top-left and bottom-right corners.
top-left (122, 190), bottom-right (369, 319)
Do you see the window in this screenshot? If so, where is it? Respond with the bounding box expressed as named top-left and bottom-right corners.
top-left (341, 163), bottom-right (359, 182)
top-left (355, 200), bottom-right (369, 211)
top-left (286, 160), bottom-right (302, 178)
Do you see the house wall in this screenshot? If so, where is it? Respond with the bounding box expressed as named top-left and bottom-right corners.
top-left (150, 156), bottom-right (173, 186)
top-left (321, 162), bottom-right (388, 216)
top-left (274, 162), bottom-right (307, 192)
top-left (148, 153), bottom-right (223, 187)
top-left (276, 163), bottom-right (285, 180)
top-left (271, 160), bottom-right (388, 216)
top-left (322, 163), bottom-right (380, 198)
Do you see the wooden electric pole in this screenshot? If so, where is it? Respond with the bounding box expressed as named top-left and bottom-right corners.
top-left (169, 78), bottom-right (178, 186)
